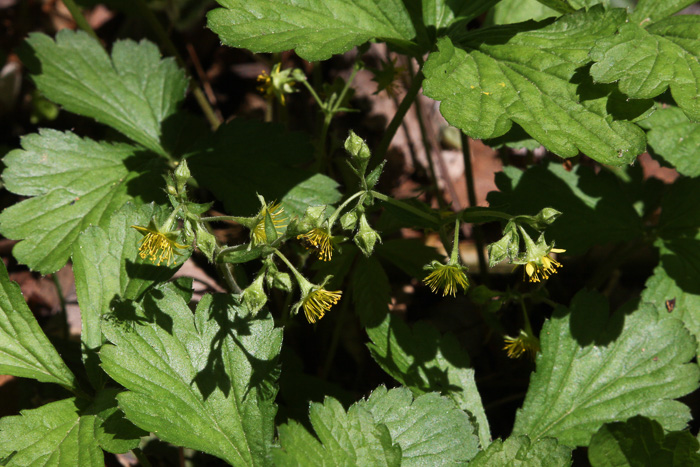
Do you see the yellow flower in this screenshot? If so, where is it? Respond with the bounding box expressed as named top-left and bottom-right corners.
top-left (256, 63), bottom-right (296, 105)
top-left (523, 248), bottom-right (566, 283)
top-left (131, 224), bottom-right (188, 266)
top-left (503, 331), bottom-right (540, 360)
top-left (297, 228), bottom-right (333, 261)
top-left (302, 288), bottom-right (342, 324)
top-left (423, 263), bottom-right (469, 297)
top-left (251, 202), bottom-right (287, 245)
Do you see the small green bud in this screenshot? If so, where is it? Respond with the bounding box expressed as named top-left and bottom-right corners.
top-left (531, 207), bottom-right (561, 229)
top-left (167, 185), bottom-right (178, 196)
top-left (174, 160), bottom-right (191, 193)
top-left (354, 214), bottom-right (381, 256)
top-left (195, 222), bottom-right (217, 261)
top-left (345, 131), bottom-right (371, 161)
top-left (487, 230), bottom-right (518, 267)
top-left (242, 273), bottom-right (267, 315)
top-left (340, 210), bottom-right (359, 230)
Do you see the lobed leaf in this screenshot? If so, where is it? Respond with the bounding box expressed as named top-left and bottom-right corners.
top-left (0, 390), bottom-right (143, 465)
top-left (512, 290), bottom-right (700, 446)
top-left (470, 435), bottom-right (571, 466)
top-left (590, 16), bottom-right (700, 121)
top-left (0, 130), bottom-right (165, 274)
top-left (588, 415), bottom-right (700, 466)
top-left (356, 256), bottom-right (491, 448)
top-left (100, 285), bottom-right (282, 466)
top-left (273, 386), bottom-right (479, 465)
top-left (73, 203), bottom-right (189, 389)
top-left (0, 260), bottom-right (77, 390)
top-left (638, 107), bottom-right (700, 177)
top-left (207, 0), bottom-right (417, 61)
top-left (423, 7), bottom-right (648, 165)
top-left (21, 30), bottom-right (188, 155)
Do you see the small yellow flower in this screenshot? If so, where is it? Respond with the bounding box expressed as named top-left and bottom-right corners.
top-left (423, 263), bottom-right (469, 297)
top-left (131, 224), bottom-right (188, 266)
top-left (503, 331), bottom-right (540, 360)
top-left (302, 288), bottom-right (342, 324)
top-left (256, 63), bottom-right (296, 105)
top-left (251, 202), bottom-right (287, 245)
top-left (523, 248), bottom-right (565, 283)
top-left (297, 228), bottom-right (333, 261)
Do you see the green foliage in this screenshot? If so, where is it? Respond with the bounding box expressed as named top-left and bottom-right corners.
top-left (470, 435), bottom-right (571, 466)
top-left (273, 386), bottom-right (479, 465)
top-left (0, 389), bottom-right (144, 465)
top-left (20, 30), bottom-right (188, 156)
top-left (639, 107), bottom-right (700, 177)
top-left (588, 415), bottom-right (700, 466)
top-left (512, 290), bottom-right (700, 446)
top-left (0, 260), bottom-right (77, 390)
top-left (590, 16), bottom-right (700, 121)
top-left (100, 284), bottom-right (282, 466)
top-left (188, 120), bottom-right (340, 217)
top-left (423, 8), bottom-right (648, 165)
top-left (487, 163), bottom-right (643, 254)
top-left (0, 130), bottom-right (165, 274)
top-left (207, 0), bottom-right (417, 61)
top-left (73, 203), bottom-right (188, 388)
top-left (3, 0), bottom-right (700, 464)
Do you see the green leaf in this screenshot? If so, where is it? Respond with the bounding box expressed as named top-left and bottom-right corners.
top-left (273, 386), bottom-right (479, 465)
top-left (375, 238), bottom-right (442, 279)
top-left (470, 435), bottom-right (572, 466)
top-left (590, 16), bottom-right (700, 121)
top-left (100, 285), bottom-right (282, 466)
top-left (631, 0), bottom-right (698, 25)
top-left (91, 389), bottom-right (147, 454)
top-left (487, 0), bottom-right (560, 25)
top-left (0, 259), bottom-right (77, 391)
top-left (588, 415), bottom-right (700, 467)
top-left (21, 30), bottom-right (188, 155)
top-left (355, 256), bottom-right (491, 448)
top-left (423, 8), bottom-right (648, 165)
top-left (0, 398), bottom-right (103, 466)
top-left (532, 0), bottom-right (575, 13)
top-left (207, 0), bottom-right (417, 61)
top-left (512, 290), bottom-right (700, 446)
top-left (643, 233), bottom-right (700, 359)
top-left (638, 107), bottom-right (700, 177)
top-left (487, 162), bottom-right (644, 254)
top-left (415, 0), bottom-right (501, 41)
top-left (73, 203), bottom-right (188, 389)
top-left (188, 120), bottom-right (340, 218)
top-left (0, 130), bottom-right (165, 274)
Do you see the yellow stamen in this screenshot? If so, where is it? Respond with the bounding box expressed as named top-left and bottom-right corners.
top-left (523, 249), bottom-right (565, 283)
top-left (251, 202), bottom-right (287, 245)
top-left (132, 225), bottom-right (187, 267)
top-left (297, 228), bottom-right (333, 261)
top-left (302, 288), bottom-right (342, 323)
top-left (423, 264), bottom-right (469, 297)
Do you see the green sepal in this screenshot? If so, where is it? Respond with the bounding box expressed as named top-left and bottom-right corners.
top-left (340, 210), bottom-right (359, 231)
top-left (287, 205), bottom-right (328, 236)
top-left (195, 222), bottom-right (217, 261)
top-left (365, 160), bottom-right (386, 190)
top-left (242, 272), bottom-right (268, 315)
top-left (217, 244), bottom-right (273, 264)
top-left (354, 214), bottom-right (382, 257)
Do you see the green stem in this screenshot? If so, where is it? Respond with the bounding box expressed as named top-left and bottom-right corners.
top-left (62, 0), bottom-right (100, 43)
top-left (520, 299), bottom-right (534, 336)
top-left (449, 220), bottom-right (461, 265)
top-left (327, 191), bottom-right (365, 228)
top-left (461, 208), bottom-right (513, 222)
top-left (51, 274), bottom-right (69, 340)
top-left (370, 190), bottom-right (439, 226)
top-left (133, 0), bottom-right (222, 130)
top-left (133, 448), bottom-right (153, 467)
top-left (274, 249), bottom-right (311, 294)
top-left (373, 70), bottom-right (425, 165)
top-left (460, 132), bottom-right (489, 283)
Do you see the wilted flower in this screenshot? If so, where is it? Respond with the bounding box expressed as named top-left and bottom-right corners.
top-left (301, 288), bottom-right (342, 324)
top-left (423, 261), bottom-right (469, 297)
top-left (503, 330), bottom-right (540, 360)
top-left (297, 227), bottom-right (333, 261)
top-left (132, 221), bottom-right (188, 266)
